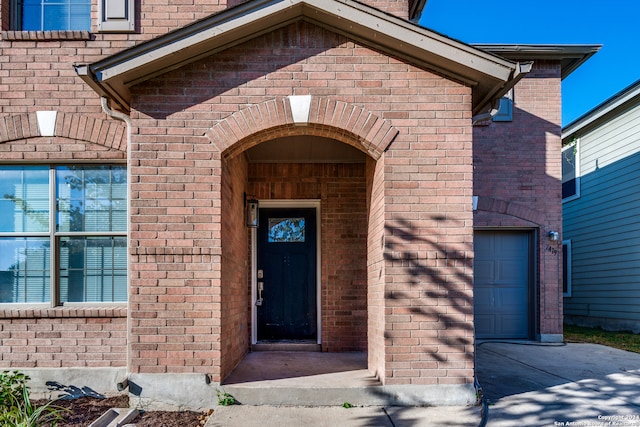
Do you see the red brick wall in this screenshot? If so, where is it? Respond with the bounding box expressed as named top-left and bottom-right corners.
top-left (0, 1), bottom-right (231, 117)
top-left (363, 0), bottom-right (409, 18)
top-left (381, 82), bottom-right (474, 386)
top-left (366, 155), bottom-right (387, 382)
top-left (249, 162), bottom-right (368, 352)
top-left (127, 131), bottom-right (222, 377)
top-left (0, 113), bottom-right (127, 369)
top-left (220, 153), bottom-right (250, 375)
top-left (129, 20), bottom-right (474, 385)
top-left (0, 10), bottom-right (475, 387)
top-left (0, 308), bottom-right (127, 368)
top-left (473, 61), bottom-right (563, 336)
top-left (0, 0), bottom-right (412, 117)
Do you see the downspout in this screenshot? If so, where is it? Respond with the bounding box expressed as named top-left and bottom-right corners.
top-left (471, 98), bottom-right (502, 125)
top-left (471, 61), bottom-right (534, 125)
top-left (101, 96), bottom-right (132, 392)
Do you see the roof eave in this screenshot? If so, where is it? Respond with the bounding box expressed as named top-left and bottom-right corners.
top-left (562, 79), bottom-right (640, 140)
top-left (409, 0), bottom-right (427, 22)
top-left (472, 44), bottom-right (602, 80)
top-left (77, 0), bottom-right (522, 114)
top-left (75, 65), bottom-right (132, 112)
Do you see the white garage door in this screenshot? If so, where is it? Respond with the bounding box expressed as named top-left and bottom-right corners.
top-left (474, 231), bottom-right (532, 339)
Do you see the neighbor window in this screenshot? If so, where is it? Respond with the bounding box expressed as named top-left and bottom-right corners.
top-left (0, 165), bottom-right (127, 304)
top-left (562, 140), bottom-right (580, 201)
top-left (13, 0), bottom-right (91, 31)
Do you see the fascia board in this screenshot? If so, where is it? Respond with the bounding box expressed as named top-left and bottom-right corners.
top-left (95, 0), bottom-right (301, 82)
top-left (82, 0), bottom-right (520, 111)
top-left (473, 44), bottom-right (602, 80)
top-left (75, 65), bottom-right (132, 112)
top-left (302, 0), bottom-right (516, 81)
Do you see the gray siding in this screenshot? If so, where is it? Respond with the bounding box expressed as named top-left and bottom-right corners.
top-left (563, 102), bottom-right (640, 332)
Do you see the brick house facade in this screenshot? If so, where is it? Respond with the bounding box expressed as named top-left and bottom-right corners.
top-left (0, 0), bottom-right (598, 409)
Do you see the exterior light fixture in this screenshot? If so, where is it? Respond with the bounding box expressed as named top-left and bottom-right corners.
top-left (245, 194), bottom-right (259, 228)
top-left (548, 231), bottom-right (559, 241)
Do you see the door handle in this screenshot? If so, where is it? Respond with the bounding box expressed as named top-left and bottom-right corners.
top-left (256, 281), bottom-right (264, 306)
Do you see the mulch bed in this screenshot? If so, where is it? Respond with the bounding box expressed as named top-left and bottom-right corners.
top-left (34, 395), bottom-right (210, 427)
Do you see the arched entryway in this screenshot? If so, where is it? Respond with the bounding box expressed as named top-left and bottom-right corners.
top-left (210, 96), bottom-right (395, 382)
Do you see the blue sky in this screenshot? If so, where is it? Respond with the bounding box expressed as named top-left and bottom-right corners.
top-left (420, 0), bottom-right (640, 127)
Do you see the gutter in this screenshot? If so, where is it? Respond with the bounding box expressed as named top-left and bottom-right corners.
top-left (472, 61), bottom-right (533, 124)
top-left (75, 64), bottom-right (131, 112)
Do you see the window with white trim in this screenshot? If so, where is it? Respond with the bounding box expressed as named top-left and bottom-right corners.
top-left (13, 0), bottom-right (91, 31)
top-left (562, 140), bottom-right (580, 201)
top-left (10, 0), bottom-right (135, 32)
top-left (0, 165), bottom-right (127, 304)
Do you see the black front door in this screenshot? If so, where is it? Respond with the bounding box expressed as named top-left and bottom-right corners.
top-left (257, 207), bottom-right (317, 341)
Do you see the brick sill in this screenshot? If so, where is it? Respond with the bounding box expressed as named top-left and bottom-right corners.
top-left (0, 306), bottom-right (127, 319)
top-left (1, 30), bottom-right (92, 41)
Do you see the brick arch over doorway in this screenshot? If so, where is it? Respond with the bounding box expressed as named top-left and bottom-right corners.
top-left (474, 195), bottom-right (547, 227)
top-left (204, 96), bottom-right (398, 160)
top-left (210, 96), bottom-right (398, 379)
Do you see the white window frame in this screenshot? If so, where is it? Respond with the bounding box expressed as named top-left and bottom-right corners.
top-left (562, 140), bottom-right (581, 203)
top-left (11, 0), bottom-right (91, 31)
top-left (0, 164), bottom-right (127, 307)
top-left (11, 0), bottom-right (135, 33)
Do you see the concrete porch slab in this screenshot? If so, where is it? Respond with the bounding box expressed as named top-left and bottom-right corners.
top-left (221, 351), bottom-right (477, 407)
top-left (221, 351), bottom-right (379, 406)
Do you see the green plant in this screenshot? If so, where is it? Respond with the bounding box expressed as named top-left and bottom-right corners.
top-left (0, 370), bottom-right (65, 427)
top-left (1, 371), bottom-right (29, 409)
top-left (216, 390), bottom-right (237, 406)
top-left (342, 402), bottom-right (353, 409)
top-left (564, 324), bottom-right (640, 354)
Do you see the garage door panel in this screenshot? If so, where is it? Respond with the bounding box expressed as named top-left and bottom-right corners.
top-left (474, 288), bottom-right (495, 310)
top-left (474, 234), bottom-right (495, 253)
top-left (497, 314), bottom-right (529, 336)
top-left (497, 260), bottom-right (529, 283)
top-left (474, 260), bottom-right (495, 284)
top-left (496, 235), bottom-right (528, 253)
top-left (474, 231), bottom-right (531, 339)
top-left (495, 288), bottom-right (528, 310)
top-left (475, 315), bottom-right (496, 336)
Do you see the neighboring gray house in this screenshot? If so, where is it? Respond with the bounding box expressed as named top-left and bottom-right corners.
top-left (562, 79), bottom-right (640, 333)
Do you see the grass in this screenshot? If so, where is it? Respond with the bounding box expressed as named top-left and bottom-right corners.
top-left (564, 324), bottom-right (640, 354)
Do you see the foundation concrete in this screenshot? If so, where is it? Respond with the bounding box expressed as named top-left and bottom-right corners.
top-left (126, 372), bottom-right (218, 411)
top-left (17, 367), bottom-right (126, 400)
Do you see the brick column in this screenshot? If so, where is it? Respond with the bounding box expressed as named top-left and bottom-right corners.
top-left (376, 81), bottom-right (475, 396)
top-left (128, 118), bottom-right (222, 379)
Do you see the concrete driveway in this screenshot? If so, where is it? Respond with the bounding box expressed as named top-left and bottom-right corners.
top-left (476, 342), bottom-right (640, 426)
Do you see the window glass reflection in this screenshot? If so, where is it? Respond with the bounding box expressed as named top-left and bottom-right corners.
top-left (268, 218), bottom-right (305, 243)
